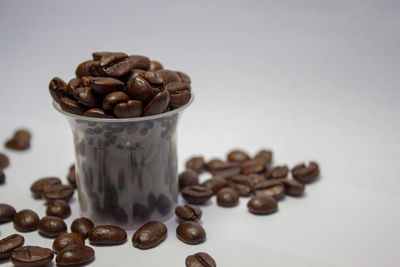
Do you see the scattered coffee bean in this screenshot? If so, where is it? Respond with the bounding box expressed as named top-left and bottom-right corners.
top-left (217, 187), bottom-right (239, 207)
top-left (30, 177), bottom-right (62, 198)
top-left (253, 180), bottom-right (285, 200)
top-left (292, 161), bottom-right (320, 183)
top-left (0, 234), bottom-right (24, 260)
top-left (265, 165), bottom-right (289, 179)
top-left (281, 178), bottom-right (305, 196)
top-left (247, 195), bottom-right (278, 215)
top-left (175, 205), bottom-right (202, 221)
top-left (227, 150), bottom-right (250, 163)
top-left (242, 158), bottom-right (266, 174)
top-left (181, 185), bottom-right (213, 205)
top-left (52, 233), bottom-right (85, 253)
top-left (42, 184), bottom-right (74, 202)
top-left (0, 203), bottom-right (16, 223)
top-left (176, 221), bottom-right (206, 245)
top-left (13, 209), bottom-right (39, 232)
top-left (71, 217), bottom-right (94, 239)
top-left (0, 153), bottom-right (10, 169)
top-left (38, 216), bottom-right (67, 238)
top-left (67, 164), bottom-right (77, 188)
top-left (5, 129), bottom-right (31, 151)
top-left (11, 246), bottom-right (54, 266)
top-left (56, 245), bottom-right (95, 266)
top-left (204, 158), bottom-right (224, 172)
top-left (179, 169), bottom-right (199, 190)
top-left (210, 161), bottom-right (242, 178)
top-left (229, 175), bottom-right (253, 197)
top-left (201, 176), bottom-right (228, 194)
top-left (185, 252), bottom-right (216, 267)
top-left (247, 174), bottom-right (265, 184)
top-left (88, 225), bottom-right (127, 245)
top-left (132, 221), bottom-right (167, 249)
top-left (0, 169), bottom-right (4, 184)
top-left (46, 200), bottom-right (71, 219)
top-left (185, 156), bottom-right (205, 173)
top-left (254, 150), bottom-right (273, 166)
top-left (157, 194), bottom-right (172, 216)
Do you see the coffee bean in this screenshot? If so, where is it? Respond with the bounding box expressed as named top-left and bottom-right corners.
top-left (49, 77), bottom-right (68, 103)
top-left (210, 162), bottom-right (242, 178)
top-left (157, 194), bottom-right (172, 216)
top-left (254, 150), bottom-right (273, 166)
top-left (185, 252), bottom-right (216, 267)
top-left (176, 71), bottom-right (191, 83)
top-left (66, 164), bottom-right (77, 188)
top-left (201, 176), bottom-right (228, 194)
top-left (0, 203), bottom-right (16, 223)
top-left (127, 76), bottom-right (158, 103)
top-left (292, 161), bottom-right (320, 183)
top-left (0, 169), bottom-right (4, 184)
top-left (0, 153), bottom-right (10, 169)
top-left (185, 156), bottom-right (204, 173)
top-left (46, 200), bottom-right (71, 219)
top-left (143, 71), bottom-right (163, 86)
top-left (247, 174), bottom-right (265, 184)
top-left (149, 60), bottom-right (163, 71)
top-left (179, 169), bottom-right (199, 190)
top-left (87, 77), bottom-right (125, 95)
top-left (181, 185), bottom-right (213, 205)
top-left (59, 97), bottom-right (86, 115)
top-left (52, 233), bottom-right (85, 253)
top-left (227, 150), bottom-right (250, 163)
top-left (11, 246), bottom-right (54, 266)
top-left (95, 51), bottom-right (127, 66)
top-left (132, 203), bottom-right (151, 224)
top-left (102, 55), bottom-right (150, 77)
top-left (13, 209), bottom-right (39, 232)
top-left (253, 180), bottom-right (285, 200)
top-left (143, 90), bottom-right (170, 116)
top-left (5, 129), bottom-right (31, 151)
top-left (82, 108), bottom-right (107, 118)
top-left (76, 60), bottom-right (96, 78)
top-left (30, 177), bottom-right (62, 198)
top-left (204, 159), bottom-right (224, 172)
top-left (247, 195), bottom-right (278, 215)
top-left (56, 245), bottom-right (95, 266)
top-left (67, 78), bottom-right (81, 94)
top-left (70, 86), bottom-right (101, 108)
top-left (113, 100), bottom-right (143, 118)
top-left (175, 205), bottom-right (202, 221)
top-left (265, 165), bottom-right (289, 179)
top-left (166, 81), bottom-right (191, 109)
top-left (242, 158), bottom-right (266, 174)
top-left (42, 184), bottom-right (74, 202)
top-left (103, 91), bottom-right (130, 110)
top-left (281, 178), bottom-right (305, 196)
top-left (132, 221), bottom-right (167, 249)
top-left (229, 175), bottom-right (253, 197)
top-left (217, 187), bottom-right (239, 207)
top-left (38, 216), bottom-right (67, 238)
top-left (176, 221), bottom-right (206, 245)
top-left (88, 225), bottom-right (127, 245)
top-left (0, 234), bottom-right (24, 260)
top-left (155, 69), bottom-right (180, 85)
top-left (71, 217), bottom-right (94, 239)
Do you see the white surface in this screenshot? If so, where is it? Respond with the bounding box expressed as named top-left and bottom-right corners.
top-left (0, 0), bottom-right (400, 266)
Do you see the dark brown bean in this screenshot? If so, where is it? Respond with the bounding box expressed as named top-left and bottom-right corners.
top-left (30, 177), bottom-right (62, 198)
top-left (149, 61), bottom-right (163, 71)
top-left (185, 156), bottom-right (205, 173)
top-left (113, 100), bottom-right (143, 118)
top-left (95, 51), bottom-right (127, 66)
top-left (143, 90), bottom-right (170, 116)
top-left (217, 188), bottom-right (239, 207)
top-left (254, 150), bottom-right (273, 166)
top-left (185, 252), bottom-right (216, 267)
top-left (0, 203), bottom-right (16, 223)
top-left (0, 234), bottom-right (24, 260)
top-left (0, 153), bottom-right (9, 169)
top-left (166, 81), bottom-right (191, 108)
top-left (5, 129), bottom-right (31, 151)
top-left (52, 233), bottom-right (85, 253)
top-left (229, 175), bottom-right (253, 197)
top-left (66, 164), bottom-right (77, 188)
top-left (0, 169), bottom-right (4, 184)
top-left (247, 174), bottom-right (265, 184)
top-left (292, 161), bottom-right (320, 183)
top-left (204, 158), bottom-right (224, 172)
top-left (176, 71), bottom-right (191, 83)
top-left (103, 91), bottom-right (130, 110)
top-left (59, 97), bottom-right (86, 115)
top-left (56, 245), bottom-right (95, 266)
top-left (132, 221), bottom-right (167, 249)
top-left (157, 194), bottom-right (172, 216)
top-left (126, 76), bottom-right (158, 103)
top-left (155, 69), bottom-right (180, 85)
top-left (265, 165), bottom-right (289, 179)
top-left (281, 178), bottom-right (305, 196)
top-left (201, 176), bottom-right (228, 194)
top-left (82, 108), bottom-right (107, 118)
top-left (179, 169), bottom-right (199, 190)
top-left (76, 60), bottom-right (96, 78)
top-left (181, 185), bottom-right (213, 205)
top-left (176, 221), bottom-right (206, 245)
top-left (11, 246), bottom-right (54, 267)
top-left (210, 162), bottom-right (242, 178)
top-left (253, 180), bottom-right (285, 200)
top-left (175, 205), bottom-right (202, 221)
top-left (88, 225), bottom-right (127, 245)
top-left (242, 158), bottom-right (266, 174)
top-left (46, 200), bottom-right (71, 219)
top-left (247, 195), bottom-right (278, 215)
top-left (87, 77), bottom-right (125, 95)
top-left (13, 209), bottom-right (39, 232)
top-left (49, 77), bottom-right (68, 103)
top-left (227, 150), bottom-right (250, 163)
top-left (42, 184), bottom-right (74, 202)
top-left (70, 217), bottom-right (94, 239)
top-left (70, 86), bottom-right (101, 108)
top-left (38, 216), bottom-right (67, 238)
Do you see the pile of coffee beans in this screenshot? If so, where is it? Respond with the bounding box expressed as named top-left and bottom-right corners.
top-left (49, 52), bottom-right (192, 118)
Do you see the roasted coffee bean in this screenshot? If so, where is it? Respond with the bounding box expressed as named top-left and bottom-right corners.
top-left (247, 174), bottom-right (265, 184)
top-left (88, 225), bottom-right (127, 245)
top-left (149, 61), bottom-right (163, 71)
top-left (143, 90), bottom-right (170, 116)
top-left (30, 177), bottom-right (62, 198)
top-left (0, 234), bottom-right (24, 260)
top-left (49, 77), bottom-right (68, 103)
top-left (227, 150), bottom-right (250, 163)
top-left (82, 108), bottom-right (107, 118)
top-left (176, 71), bottom-right (191, 83)
top-left (67, 164), bottom-right (77, 188)
top-left (175, 205), bottom-right (202, 221)
top-left (76, 60), bottom-right (96, 78)
top-left (103, 91), bottom-right (130, 110)
top-left (217, 188), bottom-right (239, 207)
top-left (166, 81), bottom-right (191, 108)
top-left (38, 216), bottom-right (67, 238)
top-left (186, 252), bottom-right (216, 267)
top-left (11, 246), bottom-right (54, 266)
top-left (0, 169), bottom-right (4, 184)
top-left (102, 55), bottom-right (150, 77)
top-left (143, 71), bottom-right (163, 86)
top-left (292, 161), bottom-right (320, 183)
top-left (13, 209), bottom-right (39, 232)
top-left (185, 156), bottom-right (205, 173)
top-left (95, 51), bottom-right (127, 66)
top-left (242, 158), bottom-right (266, 174)
top-left (56, 245), bottom-right (95, 266)
top-left (155, 69), bottom-right (180, 85)
top-left (265, 165), bottom-right (289, 179)
top-left (67, 78), bottom-right (81, 94)
top-left (59, 97), bottom-right (86, 115)
top-left (281, 178), bottom-right (305, 196)
top-left (247, 195), bottom-right (278, 215)
top-left (42, 184), bottom-right (74, 202)
top-left (181, 185), bottom-right (213, 205)
top-left (229, 175), bottom-right (253, 197)
top-left (254, 150), bottom-right (273, 165)
top-left (127, 76), bottom-right (158, 103)
top-left (46, 200), bottom-right (71, 219)
top-left (179, 169), bottom-right (199, 190)
top-left (201, 176), bottom-right (228, 194)
top-left (0, 153), bottom-right (10, 169)
top-left (87, 77), bottom-right (125, 95)
top-left (71, 217), bottom-right (94, 238)
top-left (210, 162), bottom-right (242, 178)
top-left (176, 221), bottom-right (206, 245)
top-left (5, 129), bottom-right (31, 151)
top-left (132, 221), bottom-right (167, 249)
top-left (52, 233), bottom-right (85, 253)
top-left (71, 86), bottom-right (101, 108)
top-left (0, 203), bottom-right (16, 223)
top-left (204, 158), bottom-right (224, 172)
top-left (113, 100), bottom-right (143, 118)
top-left (132, 203), bottom-right (151, 223)
top-left (253, 180), bottom-right (285, 200)
top-left (157, 194), bottom-right (172, 216)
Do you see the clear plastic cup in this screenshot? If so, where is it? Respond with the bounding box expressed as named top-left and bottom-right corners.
top-left (53, 97), bottom-right (193, 229)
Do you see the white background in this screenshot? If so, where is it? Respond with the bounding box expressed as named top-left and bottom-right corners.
top-left (0, 0), bottom-right (399, 266)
